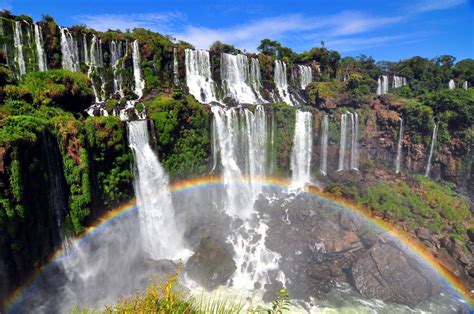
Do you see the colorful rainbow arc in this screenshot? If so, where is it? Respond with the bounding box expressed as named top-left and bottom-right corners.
top-left (4, 176), bottom-right (473, 310)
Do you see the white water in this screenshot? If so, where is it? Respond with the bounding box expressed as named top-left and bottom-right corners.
top-left (298, 65), bottom-right (312, 89)
top-left (392, 76), bottom-right (407, 89)
top-left (250, 57), bottom-right (263, 99)
top-left (221, 53), bottom-right (264, 104)
top-left (290, 110), bottom-right (313, 189)
top-left (34, 24), bottom-right (47, 71)
top-left (127, 120), bottom-right (185, 260)
top-left (350, 112), bottom-right (359, 170)
top-left (425, 122), bottom-right (439, 177)
top-left (88, 35), bottom-right (104, 102)
top-left (132, 40), bottom-right (145, 99)
top-left (185, 49), bottom-right (217, 104)
top-left (448, 79), bottom-right (456, 90)
top-left (320, 114), bottom-right (329, 175)
top-left (338, 113), bottom-right (349, 171)
top-left (13, 21), bottom-right (26, 76)
top-left (82, 33), bottom-right (89, 65)
top-left (173, 47), bottom-right (179, 86)
top-left (462, 81), bottom-right (468, 90)
top-left (395, 118), bottom-right (404, 174)
top-left (376, 75), bottom-right (389, 95)
top-left (110, 40), bottom-right (124, 97)
top-left (60, 27), bottom-right (80, 72)
top-left (274, 60), bottom-right (293, 105)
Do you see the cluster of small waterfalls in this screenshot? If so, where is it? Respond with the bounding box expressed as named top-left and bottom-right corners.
top-left (377, 75), bottom-right (407, 95)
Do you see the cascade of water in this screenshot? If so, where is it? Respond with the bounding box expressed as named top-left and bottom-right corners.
top-left (33, 24), bottom-right (47, 71)
top-left (395, 117), bottom-right (404, 174)
top-left (290, 110), bottom-right (313, 189)
top-left (110, 40), bottom-right (124, 97)
top-left (463, 81), bottom-right (468, 90)
top-left (320, 114), bottom-right (329, 175)
top-left (425, 122), bottom-right (439, 177)
top-left (132, 40), bottom-right (145, 99)
top-left (221, 53), bottom-right (263, 104)
top-left (392, 75), bottom-right (407, 89)
top-left (350, 112), bottom-right (359, 170)
top-left (448, 79), bottom-right (456, 90)
top-left (269, 113), bottom-right (276, 175)
top-left (127, 120), bottom-right (185, 259)
top-left (87, 35), bottom-right (102, 102)
top-left (250, 57), bottom-right (263, 98)
top-left (82, 33), bottom-right (89, 65)
top-left (298, 65), bottom-right (312, 89)
top-left (274, 60), bottom-right (293, 105)
top-left (173, 47), bottom-right (179, 86)
top-left (13, 21), bottom-right (26, 76)
top-left (210, 118), bottom-right (219, 173)
top-left (338, 113), bottom-right (348, 171)
top-left (185, 49), bottom-right (217, 104)
top-left (377, 75), bottom-right (389, 95)
top-left (60, 27), bottom-right (80, 72)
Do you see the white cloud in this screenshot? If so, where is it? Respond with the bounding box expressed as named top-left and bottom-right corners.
top-left (410, 0), bottom-right (466, 13)
top-left (74, 12), bottom-right (183, 33)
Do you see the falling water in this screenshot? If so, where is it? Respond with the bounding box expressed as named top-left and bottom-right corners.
top-left (425, 122), bottom-right (439, 177)
top-left (338, 113), bottom-right (349, 171)
top-left (274, 60), bottom-right (293, 105)
top-left (173, 47), bottom-right (179, 86)
top-left (298, 65), bottom-right (312, 89)
top-left (392, 76), bottom-right (407, 89)
top-left (395, 117), bottom-right (404, 174)
top-left (88, 35), bottom-right (103, 102)
top-left (448, 79), bottom-right (456, 90)
top-left (462, 81), bottom-right (468, 90)
top-left (290, 110), bottom-right (313, 189)
top-left (319, 114), bottom-right (329, 175)
top-left (110, 40), bottom-right (124, 97)
top-left (221, 53), bottom-right (263, 104)
top-left (350, 112), bottom-right (359, 170)
top-left (250, 57), bottom-right (263, 99)
top-left (376, 75), bottom-right (389, 95)
top-left (34, 24), bottom-right (47, 71)
top-left (132, 40), bottom-right (145, 99)
top-left (185, 49), bottom-right (217, 104)
top-left (82, 33), bottom-right (89, 65)
top-left (13, 21), bottom-right (26, 76)
top-left (60, 27), bottom-right (80, 72)
top-left (127, 120), bottom-right (185, 260)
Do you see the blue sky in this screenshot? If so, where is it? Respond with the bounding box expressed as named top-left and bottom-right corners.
top-left (2, 0), bottom-right (473, 61)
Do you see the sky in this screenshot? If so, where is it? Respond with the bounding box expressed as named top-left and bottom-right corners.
top-left (1, 0), bottom-right (473, 61)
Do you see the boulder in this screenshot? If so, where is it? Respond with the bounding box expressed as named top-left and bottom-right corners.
top-left (185, 237), bottom-right (236, 290)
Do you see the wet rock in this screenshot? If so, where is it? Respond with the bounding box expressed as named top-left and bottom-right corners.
top-left (351, 243), bottom-right (436, 306)
top-left (186, 237), bottom-right (236, 290)
top-left (416, 227), bottom-right (433, 243)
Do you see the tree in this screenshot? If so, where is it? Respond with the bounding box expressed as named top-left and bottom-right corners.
top-left (454, 59), bottom-right (474, 84)
top-left (209, 41), bottom-right (240, 54)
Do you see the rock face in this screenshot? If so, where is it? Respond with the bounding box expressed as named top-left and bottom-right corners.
top-left (186, 237), bottom-right (236, 290)
top-left (351, 243), bottom-right (436, 306)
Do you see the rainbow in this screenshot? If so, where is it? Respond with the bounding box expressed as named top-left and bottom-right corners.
top-left (4, 176), bottom-right (473, 310)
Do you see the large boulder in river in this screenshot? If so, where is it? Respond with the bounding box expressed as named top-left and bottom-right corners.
top-left (185, 237), bottom-right (236, 290)
top-left (351, 242), bottom-right (439, 306)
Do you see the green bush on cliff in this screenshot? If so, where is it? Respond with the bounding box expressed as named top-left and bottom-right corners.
top-left (403, 102), bottom-right (434, 144)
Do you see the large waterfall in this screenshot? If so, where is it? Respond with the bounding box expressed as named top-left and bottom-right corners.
top-left (185, 49), bottom-right (217, 104)
top-left (127, 121), bottom-right (184, 260)
top-left (274, 60), bottom-right (293, 105)
top-left (298, 65), bottom-right (312, 89)
top-left (290, 110), bottom-right (313, 189)
top-left (220, 53), bottom-right (264, 104)
top-left (13, 21), bottom-right (26, 76)
top-left (425, 122), bottom-right (439, 177)
top-left (60, 27), bottom-right (80, 72)
top-left (110, 40), bottom-right (124, 97)
top-left (88, 35), bottom-right (105, 102)
top-left (320, 114), bottom-right (329, 175)
top-left (376, 75), bottom-right (389, 95)
top-left (338, 113), bottom-right (349, 171)
top-left (132, 40), bottom-right (145, 99)
top-left (338, 112), bottom-right (359, 171)
top-left (395, 117), bottom-right (404, 174)
top-left (448, 79), bottom-right (456, 90)
top-left (33, 24), bottom-right (47, 71)
top-left (250, 58), bottom-right (263, 98)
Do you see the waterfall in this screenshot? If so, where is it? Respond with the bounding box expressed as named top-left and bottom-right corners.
top-left (82, 33), bottom-right (89, 65)
top-left (220, 53), bottom-right (264, 104)
top-left (338, 113), bottom-right (349, 171)
top-left (13, 21), bottom-right (26, 76)
top-left (210, 118), bottom-right (219, 173)
top-left (392, 75), bottom-right (407, 89)
top-left (60, 27), bottom-right (80, 72)
top-left (395, 117), bottom-right (404, 174)
top-left (298, 65), bottom-right (312, 89)
top-left (290, 110), bottom-right (313, 189)
top-left (274, 60), bottom-right (293, 105)
top-left (350, 112), bottom-right (359, 170)
top-left (127, 121), bottom-right (184, 260)
top-left (448, 79), bottom-right (456, 90)
top-left (320, 114), bottom-right (329, 175)
top-left (269, 113), bottom-right (276, 175)
top-left (132, 40), bottom-right (145, 99)
top-left (110, 40), bottom-right (124, 97)
top-left (425, 122), bottom-right (439, 177)
top-left (88, 35), bottom-right (103, 102)
top-left (185, 49), bottom-right (217, 104)
top-left (173, 47), bottom-right (179, 86)
top-left (463, 81), bottom-right (468, 90)
top-left (250, 57), bottom-right (263, 99)
top-left (34, 24), bottom-right (47, 71)
top-left (377, 75), bottom-right (389, 95)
